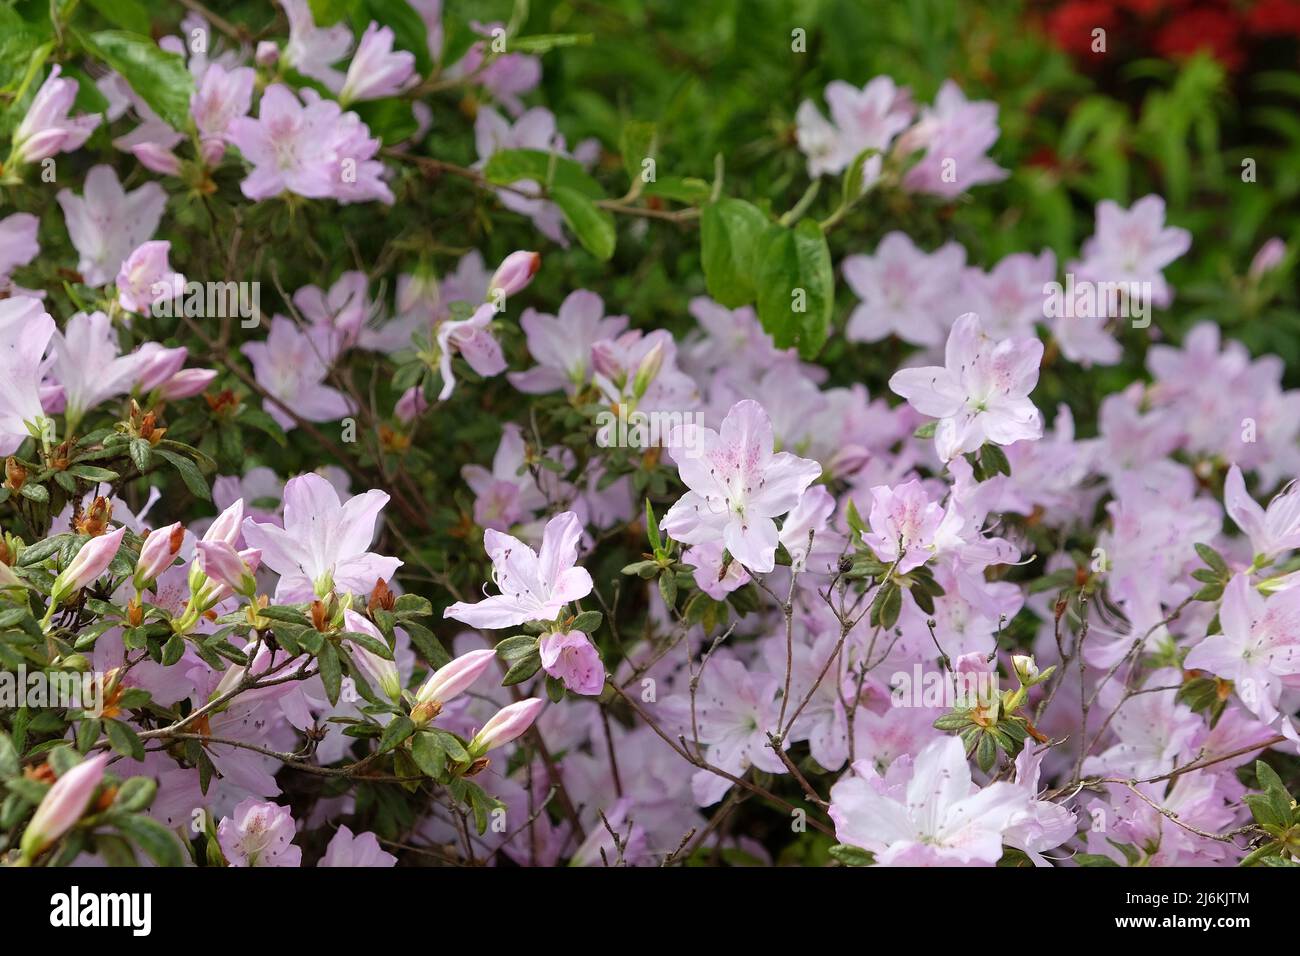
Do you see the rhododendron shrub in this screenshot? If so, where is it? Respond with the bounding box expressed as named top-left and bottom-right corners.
top-left (1, 0), bottom-right (1299, 872)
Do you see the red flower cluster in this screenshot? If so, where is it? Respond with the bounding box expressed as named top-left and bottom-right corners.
top-left (1041, 0), bottom-right (1300, 71)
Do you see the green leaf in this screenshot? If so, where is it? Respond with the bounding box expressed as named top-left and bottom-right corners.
top-left (502, 649), bottom-right (542, 685)
top-left (571, 610), bottom-right (602, 634)
top-left (620, 120), bottom-right (657, 182)
top-left (410, 730), bottom-right (446, 777)
top-left (317, 641), bottom-right (342, 705)
top-left (155, 449), bottom-right (211, 501)
top-left (378, 715), bottom-right (416, 753)
top-left (754, 219), bottom-right (833, 360)
top-left (1194, 542), bottom-right (1229, 576)
top-left (77, 30), bottom-right (195, 130)
top-left (113, 776), bottom-right (157, 813)
top-left (552, 186), bottom-right (617, 261)
top-left (117, 814), bottom-right (185, 867)
top-left (828, 843), bottom-right (875, 866)
top-left (0, 732), bottom-right (17, 779)
top-left (483, 148), bottom-right (603, 198)
top-left (1075, 852), bottom-right (1121, 867)
top-left (700, 198), bottom-right (769, 308)
top-left (105, 719), bottom-right (144, 760)
top-left (84, 0), bottom-right (152, 33)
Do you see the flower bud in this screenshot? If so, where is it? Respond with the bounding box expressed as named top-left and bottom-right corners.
top-left (203, 498), bottom-right (245, 547)
top-left (133, 521), bottom-right (184, 590)
top-left (631, 338), bottom-right (665, 400)
top-left (255, 41), bottom-right (280, 67)
top-left (1249, 238), bottom-right (1286, 279)
top-left (411, 648), bottom-right (496, 726)
top-left (487, 251), bottom-right (540, 302)
top-left (470, 698), bottom-right (545, 754)
top-left (159, 368), bottom-right (217, 401)
top-left (343, 609), bottom-right (401, 701)
top-left (19, 753), bottom-right (110, 863)
top-left (49, 526), bottom-right (126, 608)
top-left (196, 540), bottom-right (261, 599)
top-left (1011, 654), bottom-right (1038, 684)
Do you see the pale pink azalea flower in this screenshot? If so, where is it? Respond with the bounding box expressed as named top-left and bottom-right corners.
top-left (795, 77), bottom-right (913, 184)
top-left (510, 290), bottom-right (629, 395)
top-left (191, 63), bottom-right (255, 158)
top-left (218, 798), bottom-right (302, 867)
top-left (897, 80), bottom-right (1008, 198)
top-left (240, 315), bottom-right (353, 431)
top-left (56, 165), bottom-right (167, 286)
top-left (1224, 464), bottom-right (1300, 561)
top-left (661, 399), bottom-right (823, 574)
top-left (339, 23), bottom-right (417, 105)
top-left (227, 84), bottom-right (344, 201)
top-left (448, 22), bottom-right (541, 116)
top-left (0, 296), bottom-right (56, 455)
top-left (474, 106), bottom-right (572, 243)
top-left (11, 65), bottom-right (101, 165)
top-left (843, 232), bottom-right (967, 347)
top-left (1184, 576), bottom-right (1300, 725)
top-left (685, 540), bottom-right (751, 600)
top-left (1075, 195), bottom-right (1190, 310)
top-left (435, 302), bottom-right (506, 400)
top-left (319, 825), bottom-right (397, 867)
top-left (959, 250), bottom-right (1057, 341)
top-left (461, 422), bottom-right (548, 531)
top-left (116, 241), bottom-right (185, 315)
top-left (862, 479), bottom-right (962, 573)
top-left (538, 630), bottom-right (604, 696)
top-left (242, 472), bottom-right (402, 601)
top-left (0, 212), bottom-right (40, 279)
top-left (1002, 745), bottom-right (1077, 866)
top-left (829, 735), bottom-right (1029, 866)
top-left (444, 511), bottom-right (593, 629)
top-left (889, 312), bottom-right (1044, 461)
top-left (292, 270), bottom-right (375, 359)
top-left (280, 0), bottom-right (353, 92)
top-left (46, 311), bottom-right (157, 431)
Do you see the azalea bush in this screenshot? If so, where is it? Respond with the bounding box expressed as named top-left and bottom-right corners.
top-left (1, 0), bottom-right (1300, 870)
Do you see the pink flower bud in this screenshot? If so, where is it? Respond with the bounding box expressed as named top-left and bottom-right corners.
top-left (130, 142), bottom-right (183, 177)
top-left (470, 698), bottom-right (545, 754)
top-left (487, 251), bottom-right (540, 301)
top-left (343, 609), bottom-right (401, 700)
top-left (196, 541), bottom-right (261, 600)
top-left (159, 368), bottom-right (218, 400)
top-left (255, 41), bottom-right (280, 67)
top-left (412, 648), bottom-right (496, 721)
top-left (204, 499), bottom-right (245, 547)
top-left (19, 752), bottom-right (110, 862)
top-left (133, 521), bottom-right (184, 590)
top-left (50, 526), bottom-right (126, 606)
top-left (1250, 238), bottom-right (1286, 279)
top-left (132, 342), bottom-right (189, 393)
